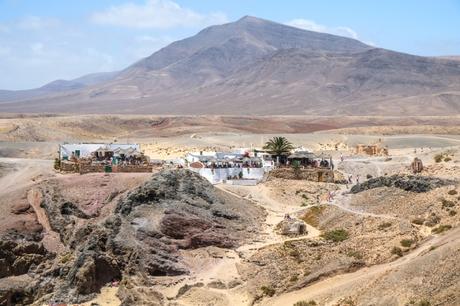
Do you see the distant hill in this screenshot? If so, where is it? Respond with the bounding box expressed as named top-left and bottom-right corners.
top-left (1, 16), bottom-right (460, 115)
top-left (0, 71), bottom-right (118, 103)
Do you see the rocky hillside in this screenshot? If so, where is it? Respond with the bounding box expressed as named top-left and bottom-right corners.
top-left (1, 16), bottom-right (460, 115)
top-left (0, 170), bottom-right (263, 305)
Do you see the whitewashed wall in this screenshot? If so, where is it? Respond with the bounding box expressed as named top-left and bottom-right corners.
top-left (198, 167), bottom-right (265, 184)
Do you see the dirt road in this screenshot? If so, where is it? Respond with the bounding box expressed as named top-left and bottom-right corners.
top-left (264, 226), bottom-right (460, 305)
top-left (0, 157), bottom-right (53, 194)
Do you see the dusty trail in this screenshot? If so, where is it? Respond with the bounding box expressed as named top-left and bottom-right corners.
top-left (0, 157), bottom-right (53, 194)
top-left (177, 175), bottom-right (432, 306)
top-left (218, 184), bottom-right (321, 251)
top-left (264, 226), bottom-right (460, 306)
top-left (326, 189), bottom-right (402, 221)
top-left (330, 164), bottom-right (403, 220)
top-left (27, 187), bottom-right (65, 253)
top-left (167, 184), bottom-right (322, 305)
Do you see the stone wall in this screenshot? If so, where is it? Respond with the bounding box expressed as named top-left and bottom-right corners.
top-left (60, 161), bottom-right (79, 172)
top-left (356, 144), bottom-right (388, 156)
top-left (79, 164), bottom-right (105, 174)
top-left (113, 165), bottom-right (153, 173)
top-left (62, 163), bottom-right (153, 174)
top-left (269, 168), bottom-right (334, 182)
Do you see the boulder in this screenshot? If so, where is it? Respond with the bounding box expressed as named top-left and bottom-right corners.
top-left (276, 218), bottom-right (308, 236)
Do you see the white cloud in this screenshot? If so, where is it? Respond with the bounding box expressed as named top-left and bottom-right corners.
top-left (91, 0), bottom-right (228, 29)
top-left (18, 16), bottom-right (61, 30)
top-left (286, 19), bottom-right (359, 40)
top-left (334, 26), bottom-right (359, 40)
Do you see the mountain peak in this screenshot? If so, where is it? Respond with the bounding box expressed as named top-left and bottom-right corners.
top-left (236, 15), bottom-right (265, 23)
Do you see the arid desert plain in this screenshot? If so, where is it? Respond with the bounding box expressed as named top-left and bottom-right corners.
top-left (0, 114), bottom-right (459, 306)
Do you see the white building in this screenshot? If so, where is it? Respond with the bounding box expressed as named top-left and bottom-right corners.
top-left (185, 150), bottom-right (269, 184)
top-left (59, 143), bottom-right (140, 160)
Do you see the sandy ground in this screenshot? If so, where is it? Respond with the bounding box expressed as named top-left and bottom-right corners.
top-left (78, 287), bottom-right (121, 306)
top-left (2, 132), bottom-right (460, 162)
top-left (265, 227), bottom-right (460, 306)
top-left (147, 183), bottom-right (322, 306)
top-left (0, 119), bottom-right (459, 305)
top-left (168, 142), bottom-right (460, 306)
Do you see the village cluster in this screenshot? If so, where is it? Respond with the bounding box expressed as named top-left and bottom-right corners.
top-left (55, 138), bottom-right (391, 185)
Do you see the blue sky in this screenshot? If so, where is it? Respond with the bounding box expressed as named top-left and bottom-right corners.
top-left (0, 0), bottom-right (459, 89)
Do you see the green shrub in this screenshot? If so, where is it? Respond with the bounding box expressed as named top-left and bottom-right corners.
top-left (411, 218), bottom-right (424, 225)
top-left (261, 286), bottom-right (275, 297)
top-left (378, 222), bottom-right (392, 230)
top-left (391, 246), bottom-right (403, 257)
top-left (321, 229), bottom-right (349, 242)
top-left (449, 210), bottom-right (457, 216)
top-left (289, 249), bottom-right (300, 258)
top-left (444, 157), bottom-right (452, 162)
top-left (301, 194), bottom-right (310, 206)
top-left (400, 239), bottom-right (414, 248)
top-left (434, 154), bottom-right (443, 163)
top-left (431, 224), bottom-right (452, 234)
top-left (448, 189), bottom-right (458, 195)
top-left (418, 300), bottom-right (431, 306)
top-left (292, 161), bottom-right (302, 179)
top-left (347, 250), bottom-right (363, 260)
top-left (424, 214), bottom-right (440, 227)
top-left (441, 199), bottom-right (455, 209)
top-left (293, 301), bottom-right (317, 306)
top-left (59, 252), bottom-right (73, 264)
top-left (54, 158), bottom-right (61, 170)
top-left (289, 275), bottom-right (298, 282)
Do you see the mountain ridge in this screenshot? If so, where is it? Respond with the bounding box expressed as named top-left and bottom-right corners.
top-left (0, 16), bottom-right (459, 115)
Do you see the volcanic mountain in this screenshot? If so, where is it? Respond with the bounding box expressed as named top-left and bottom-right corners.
top-left (1, 16), bottom-right (460, 115)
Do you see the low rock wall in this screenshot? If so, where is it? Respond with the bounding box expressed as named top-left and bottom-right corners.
top-left (60, 162), bottom-right (153, 174)
top-left (270, 168), bottom-right (334, 182)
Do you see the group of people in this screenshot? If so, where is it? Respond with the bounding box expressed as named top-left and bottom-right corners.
top-left (346, 174), bottom-right (360, 188)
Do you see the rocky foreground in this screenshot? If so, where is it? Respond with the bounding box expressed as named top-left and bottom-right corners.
top-left (1, 151), bottom-right (459, 306)
top-left (0, 170), bottom-right (264, 305)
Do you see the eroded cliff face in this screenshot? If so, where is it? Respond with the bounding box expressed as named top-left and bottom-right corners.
top-left (0, 169), bottom-right (264, 305)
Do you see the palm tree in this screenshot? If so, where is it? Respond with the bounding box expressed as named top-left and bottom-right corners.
top-left (263, 136), bottom-right (294, 164)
